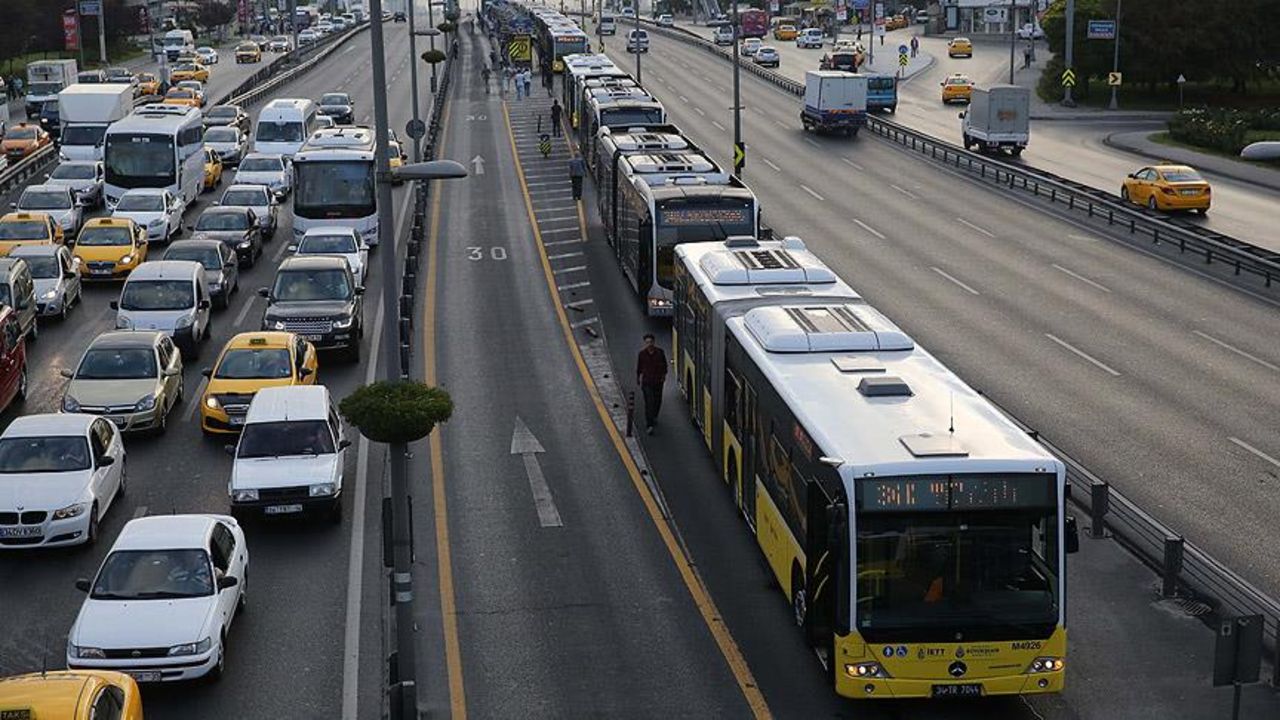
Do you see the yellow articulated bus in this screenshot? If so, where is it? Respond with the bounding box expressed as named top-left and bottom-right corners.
top-left (673, 237), bottom-right (1080, 700)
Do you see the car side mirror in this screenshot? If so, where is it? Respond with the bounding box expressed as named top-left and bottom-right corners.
top-left (958, 112), bottom-right (966, 119)
top-left (97, 455), bottom-right (115, 467)
top-left (223, 444), bottom-right (237, 456)
top-left (198, 299), bottom-right (211, 310)
top-left (8, 203), bottom-right (14, 209)
top-left (63, 271), bottom-right (77, 279)
top-left (1065, 515), bottom-right (1080, 554)
top-left (256, 287), bottom-right (270, 299)
top-left (163, 367), bottom-right (181, 377)
top-left (339, 439), bottom-right (352, 450)
top-left (286, 244), bottom-right (297, 252)
top-left (109, 300), bottom-right (119, 310)
top-left (60, 368), bottom-right (74, 379)
top-left (298, 367), bottom-right (313, 378)
top-left (1126, 172), bottom-right (1136, 179)
top-left (75, 578), bottom-right (91, 592)
top-left (217, 575), bottom-right (240, 590)
top-left (353, 286), bottom-right (364, 295)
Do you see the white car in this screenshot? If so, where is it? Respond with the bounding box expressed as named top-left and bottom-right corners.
top-left (290, 227), bottom-right (366, 283)
top-left (656, 13), bottom-right (674, 26)
top-left (0, 414), bottom-right (126, 549)
top-left (45, 161), bottom-right (105, 208)
top-left (195, 46), bottom-right (219, 64)
top-left (797, 28), bottom-right (824, 48)
top-left (10, 244), bottom-right (82, 319)
top-left (298, 29), bottom-right (319, 44)
top-left (14, 184), bottom-right (82, 236)
top-left (67, 514), bottom-right (248, 682)
top-left (112, 188), bottom-right (185, 242)
top-left (232, 154), bottom-right (293, 198)
top-left (740, 37), bottom-right (763, 56)
top-left (1016, 23), bottom-right (1045, 40)
top-left (204, 126), bottom-right (249, 166)
top-left (218, 184), bottom-right (278, 238)
top-left (713, 24), bottom-right (735, 45)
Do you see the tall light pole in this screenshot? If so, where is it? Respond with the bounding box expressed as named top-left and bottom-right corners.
top-left (1108, 0), bottom-right (1121, 110)
top-left (633, 1), bottom-right (641, 83)
top-left (407, 0), bottom-right (423, 161)
top-left (1062, 0), bottom-right (1075, 106)
top-left (731, 0), bottom-right (742, 176)
top-left (427, 0), bottom-right (439, 93)
top-left (1007, 0), bottom-right (1016, 84)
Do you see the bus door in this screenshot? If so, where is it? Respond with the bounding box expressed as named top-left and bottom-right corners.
top-left (805, 482), bottom-right (844, 649)
top-left (740, 383), bottom-right (758, 526)
top-left (636, 213), bottom-right (652, 297)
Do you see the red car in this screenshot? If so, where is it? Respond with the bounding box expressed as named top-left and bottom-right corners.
top-left (0, 305), bottom-right (28, 413)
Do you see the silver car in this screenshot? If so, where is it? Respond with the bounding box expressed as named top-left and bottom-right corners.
top-left (45, 161), bottom-right (105, 208)
top-left (218, 184), bottom-right (278, 238)
top-left (233, 154), bottom-right (293, 198)
top-left (13, 184), bottom-right (82, 236)
top-left (10, 245), bottom-right (82, 320)
top-left (162, 240), bottom-right (240, 309)
top-left (61, 331), bottom-right (185, 434)
top-left (204, 126), bottom-right (249, 166)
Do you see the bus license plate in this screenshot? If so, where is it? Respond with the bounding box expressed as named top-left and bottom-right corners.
top-left (264, 504), bottom-right (303, 515)
top-left (932, 683), bottom-right (982, 698)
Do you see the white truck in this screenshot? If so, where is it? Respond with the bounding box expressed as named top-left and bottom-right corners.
top-left (25, 59), bottom-right (79, 117)
top-left (162, 29), bottom-right (197, 61)
top-left (800, 70), bottom-right (867, 137)
top-left (960, 84), bottom-right (1030, 156)
top-left (58, 84), bottom-right (135, 162)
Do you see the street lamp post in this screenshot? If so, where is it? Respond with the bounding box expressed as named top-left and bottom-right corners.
top-left (731, 0), bottom-right (741, 176)
top-left (633, 1), bottom-right (641, 83)
top-left (1108, 0), bottom-right (1122, 110)
top-left (428, 0), bottom-right (439, 93)
top-left (407, 0), bottom-right (423, 161)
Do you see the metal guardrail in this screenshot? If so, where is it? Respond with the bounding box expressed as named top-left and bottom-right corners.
top-left (636, 14), bottom-right (1280, 668)
top-left (0, 146), bottom-right (58, 197)
top-left (635, 20), bottom-right (1280, 289)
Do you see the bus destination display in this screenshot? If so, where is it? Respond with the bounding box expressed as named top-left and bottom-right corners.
top-left (857, 475), bottom-right (1055, 512)
top-left (658, 206), bottom-right (751, 227)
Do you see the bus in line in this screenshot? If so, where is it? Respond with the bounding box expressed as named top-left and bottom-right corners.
top-left (672, 238), bottom-right (1079, 700)
top-left (581, 86), bottom-right (665, 166)
top-left (103, 104), bottom-right (205, 209)
top-left (291, 126), bottom-right (379, 247)
top-left (738, 8), bottom-right (769, 38)
top-left (592, 124), bottom-right (690, 184)
top-left (561, 53), bottom-right (631, 132)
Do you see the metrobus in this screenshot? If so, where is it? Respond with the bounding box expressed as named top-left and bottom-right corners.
top-left (672, 241), bottom-right (1078, 700)
top-left (292, 126), bottom-right (379, 247)
top-left (604, 151), bottom-right (758, 315)
top-left (103, 104), bottom-right (205, 209)
top-left (531, 10), bottom-right (590, 72)
top-left (738, 8), bottom-right (769, 38)
top-left (581, 89), bottom-right (665, 165)
top-left (561, 53), bottom-right (631, 131)
top-left (592, 124), bottom-right (689, 183)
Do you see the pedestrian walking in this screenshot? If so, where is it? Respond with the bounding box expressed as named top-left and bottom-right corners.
top-left (550, 100), bottom-right (562, 136)
top-left (1023, 46), bottom-right (1032, 69)
top-left (481, 65), bottom-right (491, 94)
top-left (636, 334), bottom-right (668, 435)
top-left (910, 35), bottom-right (918, 58)
top-left (515, 68), bottom-right (525, 100)
top-left (500, 66), bottom-right (510, 97)
top-left (522, 69), bottom-right (533, 98)
top-left (569, 155), bottom-right (586, 200)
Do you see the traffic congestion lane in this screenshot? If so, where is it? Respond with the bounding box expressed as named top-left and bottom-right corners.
top-left (0, 22), bottom-right (415, 719)
top-left (598, 29), bottom-right (1280, 593)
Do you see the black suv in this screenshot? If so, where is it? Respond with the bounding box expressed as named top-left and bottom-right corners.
top-left (317, 92), bottom-right (355, 125)
top-left (260, 256), bottom-right (364, 361)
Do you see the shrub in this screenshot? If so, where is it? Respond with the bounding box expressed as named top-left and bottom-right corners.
top-left (340, 381), bottom-right (453, 444)
top-left (1168, 108), bottom-right (1251, 154)
top-left (421, 49), bottom-right (447, 64)
top-left (437, 20), bottom-right (456, 33)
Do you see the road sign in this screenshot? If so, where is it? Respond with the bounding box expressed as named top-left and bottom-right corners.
top-left (1087, 19), bottom-right (1116, 40)
top-left (733, 142), bottom-right (745, 173)
top-left (1061, 68), bottom-right (1077, 87)
top-left (78, 0), bottom-right (101, 16)
top-left (508, 35), bottom-right (531, 63)
top-left (898, 44), bottom-right (908, 55)
top-left (874, 2), bottom-right (883, 19)
top-left (1176, 74), bottom-right (1186, 84)
top-left (1107, 72), bottom-right (1122, 86)
top-left (405, 119), bottom-right (426, 140)
top-left (899, 54), bottom-right (908, 67)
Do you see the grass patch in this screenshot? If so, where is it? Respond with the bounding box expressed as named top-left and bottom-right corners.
top-left (1149, 131), bottom-right (1280, 168)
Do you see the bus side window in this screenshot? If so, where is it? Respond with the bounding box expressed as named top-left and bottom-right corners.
top-left (724, 367), bottom-right (742, 433)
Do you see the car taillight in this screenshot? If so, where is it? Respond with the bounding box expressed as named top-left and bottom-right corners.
top-left (1202, 186), bottom-right (1211, 194)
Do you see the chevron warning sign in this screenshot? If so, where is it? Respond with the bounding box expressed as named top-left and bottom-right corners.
top-left (1061, 68), bottom-right (1077, 87)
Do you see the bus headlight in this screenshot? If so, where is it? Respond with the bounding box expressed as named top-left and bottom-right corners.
top-left (1025, 657), bottom-right (1064, 674)
top-left (845, 661), bottom-right (890, 679)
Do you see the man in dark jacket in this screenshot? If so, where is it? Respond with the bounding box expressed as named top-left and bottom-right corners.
top-left (636, 333), bottom-right (668, 434)
top-left (550, 100), bottom-right (563, 136)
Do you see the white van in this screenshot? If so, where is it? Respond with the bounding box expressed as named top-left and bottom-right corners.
top-left (598, 15), bottom-right (616, 35)
top-left (162, 29), bottom-right (196, 61)
top-left (253, 98), bottom-right (319, 158)
top-left (627, 29), bottom-right (649, 53)
top-left (228, 385), bottom-right (348, 522)
top-left (112, 260), bottom-right (212, 358)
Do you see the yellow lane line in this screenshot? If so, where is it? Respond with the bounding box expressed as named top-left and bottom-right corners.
top-left (500, 100), bottom-right (773, 719)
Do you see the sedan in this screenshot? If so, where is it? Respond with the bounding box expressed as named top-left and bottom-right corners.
top-left (1121, 164), bottom-right (1212, 213)
top-left (235, 42), bottom-right (263, 63)
top-left (218, 184), bottom-right (278, 238)
top-left (948, 37), bottom-right (973, 58)
top-left (196, 46), bottom-right (220, 64)
top-left (205, 126), bottom-right (249, 166)
top-left (941, 74), bottom-right (974, 103)
top-left (753, 46), bottom-right (780, 67)
top-left (10, 244), bottom-right (81, 320)
top-left (656, 13), bottom-right (674, 26)
top-left (168, 63), bottom-right (209, 84)
top-left (163, 240), bottom-right (240, 309)
top-left (233, 154), bottom-right (292, 198)
top-left (203, 104), bottom-right (252, 134)
top-left (162, 88), bottom-right (202, 108)
top-left (45, 161), bottom-right (105, 208)
top-left (796, 28), bottom-right (824, 49)
top-left (290, 226), bottom-right (366, 283)
top-left (61, 331), bottom-right (185, 434)
top-left (68, 514), bottom-right (248, 682)
top-left (73, 218), bottom-right (149, 280)
top-left (0, 413), bottom-right (125, 548)
top-left (192, 207), bottom-right (263, 267)
top-left (112, 188), bottom-right (185, 242)
top-left (2, 123), bottom-right (52, 161)
top-left (740, 37), bottom-right (763, 56)
top-left (317, 92), bottom-right (355, 125)
top-left (267, 36), bottom-right (292, 52)
top-left (14, 184), bottom-right (81, 236)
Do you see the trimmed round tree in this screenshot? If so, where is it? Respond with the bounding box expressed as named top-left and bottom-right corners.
top-left (421, 49), bottom-right (447, 64)
top-left (340, 381), bottom-right (453, 444)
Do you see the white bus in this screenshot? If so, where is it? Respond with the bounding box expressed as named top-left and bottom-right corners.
top-left (103, 104), bottom-right (204, 209)
top-left (291, 126), bottom-right (379, 246)
top-left (582, 87), bottom-right (664, 166)
top-left (560, 54), bottom-right (630, 134)
top-left (592, 123), bottom-right (688, 188)
top-left (253, 98), bottom-right (320, 158)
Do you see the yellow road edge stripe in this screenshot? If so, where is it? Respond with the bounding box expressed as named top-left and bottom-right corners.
top-left (422, 95), bottom-right (468, 719)
top-left (501, 100), bottom-right (772, 719)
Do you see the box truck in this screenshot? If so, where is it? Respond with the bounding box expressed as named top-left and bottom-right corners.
top-left (58, 84), bottom-right (135, 162)
top-left (960, 85), bottom-right (1031, 156)
top-left (25, 59), bottom-right (79, 117)
top-left (800, 70), bottom-right (867, 137)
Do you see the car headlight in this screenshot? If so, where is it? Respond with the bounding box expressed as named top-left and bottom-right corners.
top-left (53, 502), bottom-right (88, 520)
top-left (135, 394), bottom-right (157, 412)
top-left (62, 395), bottom-right (80, 412)
top-left (310, 483), bottom-right (337, 497)
top-left (119, 254), bottom-right (133, 265)
top-left (205, 395), bottom-right (220, 409)
top-left (148, 218), bottom-right (166, 228)
top-left (269, 319), bottom-right (287, 330)
top-left (168, 637), bottom-right (213, 657)
top-left (237, 240), bottom-right (251, 248)
top-left (42, 289), bottom-right (58, 300)
top-left (175, 313), bottom-right (194, 329)
top-left (1026, 657), bottom-right (1065, 674)
top-left (232, 489), bottom-right (259, 502)
top-left (332, 316), bottom-right (353, 329)
top-left (72, 645), bottom-right (105, 659)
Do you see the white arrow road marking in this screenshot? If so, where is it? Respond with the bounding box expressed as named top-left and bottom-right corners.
top-left (471, 154), bottom-right (486, 175)
top-left (511, 416), bottom-right (562, 527)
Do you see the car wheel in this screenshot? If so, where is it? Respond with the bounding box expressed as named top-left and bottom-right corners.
top-left (329, 499), bottom-right (343, 524)
top-left (16, 365), bottom-right (27, 402)
top-left (86, 505), bottom-right (99, 545)
top-left (1147, 195), bottom-right (1158, 211)
top-left (60, 295), bottom-right (70, 321)
top-left (346, 340), bottom-right (361, 363)
top-left (206, 636), bottom-right (225, 683)
top-left (1120, 186), bottom-right (1129, 201)
top-left (118, 461), bottom-right (127, 497)
top-left (237, 570), bottom-right (248, 613)
top-left (1197, 207), bottom-right (1208, 215)
top-left (155, 403), bottom-right (168, 436)
top-left (27, 319), bottom-right (37, 342)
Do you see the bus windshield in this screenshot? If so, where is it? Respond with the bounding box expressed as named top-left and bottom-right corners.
top-left (105, 133), bottom-right (176, 188)
top-left (855, 510), bottom-right (1059, 642)
top-left (654, 198), bottom-right (755, 288)
top-left (599, 107), bottom-right (664, 128)
top-left (294, 160), bottom-right (376, 218)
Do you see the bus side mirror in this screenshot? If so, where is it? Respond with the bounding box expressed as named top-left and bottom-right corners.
top-left (1064, 515), bottom-right (1080, 554)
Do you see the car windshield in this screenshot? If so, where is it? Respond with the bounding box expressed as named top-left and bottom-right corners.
top-left (174, 64), bottom-right (200, 73)
top-left (21, 256), bottom-right (60, 279)
top-left (76, 347), bottom-right (158, 379)
top-left (0, 436), bottom-right (91, 473)
top-left (116, 193), bottom-right (167, 211)
top-left (61, 125), bottom-right (108, 146)
top-left (51, 164), bottom-right (98, 180)
top-left (207, 107), bottom-right (237, 120)
top-left (320, 94), bottom-right (349, 106)
top-left (78, 226), bottom-right (133, 246)
top-left (120, 280), bottom-right (193, 311)
top-left (272, 268), bottom-right (352, 300)
top-left (0, 221), bottom-right (47, 240)
top-left (239, 157), bottom-right (283, 172)
top-left (166, 89), bottom-right (193, 99)
top-left (20, 190), bottom-right (70, 210)
top-left (196, 211), bottom-right (249, 231)
top-left (1162, 169), bottom-right (1204, 182)
top-left (256, 121), bottom-right (304, 143)
top-left (205, 128), bottom-right (238, 143)
top-left (221, 189), bottom-right (266, 206)
top-left (300, 234), bottom-right (358, 254)
top-left (216, 348), bottom-right (293, 379)
top-left (91, 549), bottom-right (214, 600)
top-left (238, 419), bottom-right (335, 458)
top-left (164, 245), bottom-right (221, 269)
top-left (947, 77), bottom-right (970, 85)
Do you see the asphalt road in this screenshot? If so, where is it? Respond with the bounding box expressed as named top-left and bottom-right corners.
top-left (598, 29), bottom-right (1280, 600)
top-left (0, 22), bottom-right (420, 720)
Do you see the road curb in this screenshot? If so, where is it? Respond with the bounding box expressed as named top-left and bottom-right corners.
top-left (1103, 130), bottom-right (1280, 193)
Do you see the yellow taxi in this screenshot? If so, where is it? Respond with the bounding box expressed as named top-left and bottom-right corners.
top-left (135, 71), bottom-right (162, 96)
top-left (773, 24), bottom-right (797, 40)
top-left (940, 74), bottom-right (974, 103)
top-left (1121, 164), bottom-right (1212, 214)
top-left (162, 87), bottom-right (201, 107)
top-left (235, 41), bottom-right (263, 63)
top-left (0, 212), bottom-right (62, 255)
top-left (947, 37), bottom-right (973, 57)
top-left (0, 669), bottom-right (143, 720)
top-left (73, 217), bottom-right (148, 279)
top-left (201, 332), bottom-right (319, 434)
top-left (168, 62), bottom-right (209, 84)
top-left (203, 147), bottom-right (224, 191)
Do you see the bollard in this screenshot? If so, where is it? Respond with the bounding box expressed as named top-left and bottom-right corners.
top-left (1162, 536), bottom-right (1184, 598)
top-left (1089, 480), bottom-right (1109, 538)
top-left (625, 390), bottom-right (636, 437)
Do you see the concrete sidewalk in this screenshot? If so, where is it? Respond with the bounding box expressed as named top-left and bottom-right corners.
top-left (1105, 129), bottom-right (1280, 193)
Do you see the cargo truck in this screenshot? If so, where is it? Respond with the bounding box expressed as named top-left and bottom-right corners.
top-left (58, 84), bottom-right (135, 162)
top-left (960, 84), bottom-right (1030, 156)
top-left (25, 59), bottom-right (79, 117)
top-left (800, 70), bottom-right (867, 137)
